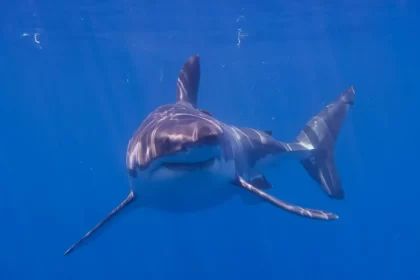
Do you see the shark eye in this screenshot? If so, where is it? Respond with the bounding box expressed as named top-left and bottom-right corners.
top-left (156, 137), bottom-right (171, 154)
top-left (163, 137), bottom-right (171, 148)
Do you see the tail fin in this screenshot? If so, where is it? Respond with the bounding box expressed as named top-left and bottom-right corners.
top-left (64, 190), bottom-right (136, 256)
top-left (297, 87), bottom-right (355, 199)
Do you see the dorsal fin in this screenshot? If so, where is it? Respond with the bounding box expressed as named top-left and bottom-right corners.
top-left (176, 55), bottom-right (200, 108)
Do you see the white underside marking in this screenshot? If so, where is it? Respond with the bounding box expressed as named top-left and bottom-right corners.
top-left (129, 147), bottom-right (237, 212)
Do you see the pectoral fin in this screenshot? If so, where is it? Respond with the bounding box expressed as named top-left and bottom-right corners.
top-left (240, 174), bottom-right (272, 205)
top-left (64, 190), bottom-right (136, 256)
top-left (249, 175), bottom-right (272, 190)
top-left (234, 175), bottom-right (338, 220)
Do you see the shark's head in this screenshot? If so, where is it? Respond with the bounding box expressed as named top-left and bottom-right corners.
top-left (126, 55), bottom-right (232, 184)
top-left (126, 104), bottom-right (226, 177)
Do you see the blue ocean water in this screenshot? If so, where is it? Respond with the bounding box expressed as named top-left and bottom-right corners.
top-left (1, 1), bottom-right (419, 279)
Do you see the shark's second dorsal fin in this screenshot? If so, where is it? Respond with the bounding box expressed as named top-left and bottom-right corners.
top-left (176, 55), bottom-right (200, 108)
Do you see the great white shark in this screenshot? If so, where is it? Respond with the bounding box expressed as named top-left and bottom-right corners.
top-left (64, 55), bottom-right (355, 256)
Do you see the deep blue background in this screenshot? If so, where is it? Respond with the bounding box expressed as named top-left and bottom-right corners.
top-left (1, 1), bottom-right (419, 279)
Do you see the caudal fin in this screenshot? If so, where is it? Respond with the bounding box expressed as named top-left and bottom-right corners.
top-left (297, 87), bottom-right (355, 199)
top-left (64, 191), bottom-right (136, 256)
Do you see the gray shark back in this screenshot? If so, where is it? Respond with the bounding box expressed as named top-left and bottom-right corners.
top-left (223, 126), bottom-right (309, 174)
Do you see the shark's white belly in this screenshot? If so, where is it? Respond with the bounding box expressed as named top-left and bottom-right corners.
top-left (130, 158), bottom-right (238, 213)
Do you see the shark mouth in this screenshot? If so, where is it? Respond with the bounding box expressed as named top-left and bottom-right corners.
top-left (161, 157), bottom-right (217, 171)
